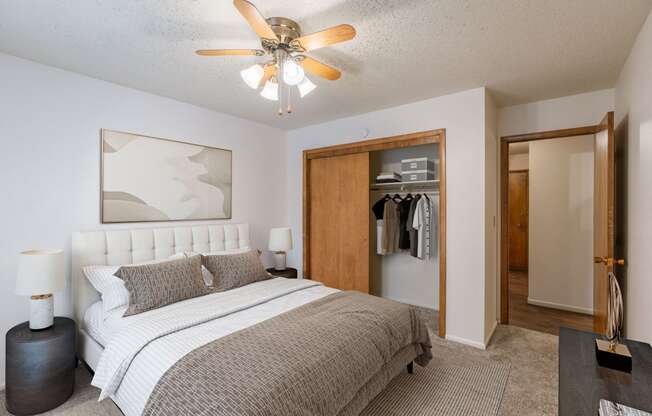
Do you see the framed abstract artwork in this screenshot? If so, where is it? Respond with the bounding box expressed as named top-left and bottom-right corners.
top-left (100, 129), bottom-right (232, 223)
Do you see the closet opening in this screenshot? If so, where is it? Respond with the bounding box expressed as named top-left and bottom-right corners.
top-left (369, 144), bottom-right (440, 333)
top-left (303, 130), bottom-right (446, 338)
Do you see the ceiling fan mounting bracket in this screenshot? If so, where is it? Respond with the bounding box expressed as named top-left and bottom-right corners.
top-left (265, 17), bottom-right (302, 46)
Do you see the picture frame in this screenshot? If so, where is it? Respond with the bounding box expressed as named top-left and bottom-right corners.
top-left (100, 129), bottom-right (232, 223)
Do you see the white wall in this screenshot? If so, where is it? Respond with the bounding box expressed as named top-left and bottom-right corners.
top-left (614, 10), bottom-right (652, 343)
top-left (0, 53), bottom-right (288, 389)
top-left (528, 136), bottom-right (595, 314)
top-left (286, 87), bottom-right (491, 347)
top-left (484, 92), bottom-right (498, 344)
top-left (498, 89), bottom-right (615, 136)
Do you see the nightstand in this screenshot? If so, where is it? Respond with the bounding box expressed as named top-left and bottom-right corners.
top-left (5, 317), bottom-right (76, 416)
top-left (266, 267), bottom-right (298, 279)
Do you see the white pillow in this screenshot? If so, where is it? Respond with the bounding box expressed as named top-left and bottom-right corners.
top-left (83, 265), bottom-right (129, 314)
top-left (169, 252), bottom-right (215, 286)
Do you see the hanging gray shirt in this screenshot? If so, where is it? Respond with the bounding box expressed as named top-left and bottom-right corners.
top-left (406, 195), bottom-right (421, 257)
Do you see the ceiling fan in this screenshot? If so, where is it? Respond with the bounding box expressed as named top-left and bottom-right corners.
top-left (196, 0), bottom-right (357, 115)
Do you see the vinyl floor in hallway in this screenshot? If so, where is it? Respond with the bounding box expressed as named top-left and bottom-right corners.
top-left (508, 270), bottom-right (594, 336)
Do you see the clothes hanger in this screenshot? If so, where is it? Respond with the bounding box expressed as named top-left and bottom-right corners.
top-left (392, 193), bottom-right (403, 202)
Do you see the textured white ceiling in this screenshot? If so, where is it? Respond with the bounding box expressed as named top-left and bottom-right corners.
top-left (0, 1), bottom-right (649, 129)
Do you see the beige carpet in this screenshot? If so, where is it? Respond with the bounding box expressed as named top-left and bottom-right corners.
top-left (1, 325), bottom-right (557, 416)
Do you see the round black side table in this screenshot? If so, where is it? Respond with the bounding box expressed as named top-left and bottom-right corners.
top-left (266, 267), bottom-right (298, 279)
top-left (5, 317), bottom-right (76, 416)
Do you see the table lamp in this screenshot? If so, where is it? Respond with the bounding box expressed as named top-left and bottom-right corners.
top-left (268, 227), bottom-right (293, 271)
top-left (16, 249), bottom-right (65, 330)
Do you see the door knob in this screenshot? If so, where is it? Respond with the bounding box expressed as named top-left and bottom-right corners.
top-left (594, 257), bottom-right (625, 266)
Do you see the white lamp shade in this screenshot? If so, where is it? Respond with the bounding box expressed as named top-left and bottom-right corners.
top-left (298, 76), bottom-right (316, 97)
top-left (268, 228), bottom-right (293, 252)
top-left (240, 64), bottom-right (264, 89)
top-left (16, 249), bottom-right (65, 295)
top-left (283, 60), bottom-right (305, 85)
top-left (260, 80), bottom-right (279, 101)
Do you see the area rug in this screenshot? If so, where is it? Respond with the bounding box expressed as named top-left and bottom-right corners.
top-left (362, 361), bottom-right (511, 416)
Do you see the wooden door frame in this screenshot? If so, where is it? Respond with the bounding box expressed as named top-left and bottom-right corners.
top-left (507, 169), bottom-right (529, 271)
top-left (500, 124), bottom-right (602, 324)
top-left (303, 129), bottom-right (447, 337)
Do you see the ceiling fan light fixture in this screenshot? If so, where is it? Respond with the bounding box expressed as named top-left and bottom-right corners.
top-left (240, 64), bottom-right (265, 89)
top-left (283, 59), bottom-right (305, 85)
top-left (260, 79), bottom-right (279, 101)
top-left (298, 76), bottom-right (316, 97)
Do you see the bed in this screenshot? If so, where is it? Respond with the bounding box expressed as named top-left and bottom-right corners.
top-left (72, 223), bottom-right (432, 416)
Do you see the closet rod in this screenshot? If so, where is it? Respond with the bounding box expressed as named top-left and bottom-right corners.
top-left (370, 190), bottom-right (439, 195)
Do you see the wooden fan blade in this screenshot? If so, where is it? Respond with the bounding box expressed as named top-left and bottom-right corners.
top-left (299, 56), bottom-right (341, 80)
top-left (233, 0), bottom-right (278, 40)
top-left (291, 24), bottom-right (356, 52)
top-left (258, 65), bottom-right (277, 88)
top-left (196, 49), bottom-right (264, 56)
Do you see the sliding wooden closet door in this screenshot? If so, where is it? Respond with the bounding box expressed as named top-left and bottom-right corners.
top-left (309, 152), bottom-right (369, 292)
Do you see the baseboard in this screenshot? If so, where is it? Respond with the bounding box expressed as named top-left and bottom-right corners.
top-left (527, 297), bottom-right (593, 315)
top-left (445, 334), bottom-right (487, 350)
top-left (484, 320), bottom-right (498, 347)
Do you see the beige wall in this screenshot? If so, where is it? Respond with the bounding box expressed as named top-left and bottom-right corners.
top-left (509, 153), bottom-right (529, 171)
top-left (528, 136), bottom-right (595, 314)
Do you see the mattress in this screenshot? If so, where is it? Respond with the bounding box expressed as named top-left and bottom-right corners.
top-left (83, 301), bottom-right (132, 347)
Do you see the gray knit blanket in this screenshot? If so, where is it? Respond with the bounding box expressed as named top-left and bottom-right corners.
top-left (142, 291), bottom-right (432, 416)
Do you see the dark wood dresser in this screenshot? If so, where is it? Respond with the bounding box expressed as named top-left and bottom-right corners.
top-left (559, 327), bottom-right (652, 415)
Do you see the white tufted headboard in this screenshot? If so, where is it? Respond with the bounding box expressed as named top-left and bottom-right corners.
top-left (71, 223), bottom-right (250, 325)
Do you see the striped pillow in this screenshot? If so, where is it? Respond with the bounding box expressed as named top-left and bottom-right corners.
top-left (115, 256), bottom-right (209, 316)
top-left (83, 265), bottom-right (129, 314)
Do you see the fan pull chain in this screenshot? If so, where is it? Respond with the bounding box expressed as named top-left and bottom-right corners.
top-left (277, 50), bottom-right (285, 116)
top-left (287, 84), bottom-right (292, 114)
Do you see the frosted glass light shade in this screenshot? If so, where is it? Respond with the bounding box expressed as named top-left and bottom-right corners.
top-left (240, 64), bottom-right (264, 89)
top-left (16, 249), bottom-right (65, 295)
top-left (298, 76), bottom-right (317, 97)
top-left (268, 228), bottom-right (293, 252)
top-left (283, 60), bottom-right (305, 85)
top-left (260, 80), bottom-right (279, 101)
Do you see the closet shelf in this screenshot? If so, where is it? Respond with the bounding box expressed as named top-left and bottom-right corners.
top-left (369, 179), bottom-right (439, 191)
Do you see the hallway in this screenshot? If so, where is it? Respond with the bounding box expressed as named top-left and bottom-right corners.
top-left (508, 271), bottom-right (594, 336)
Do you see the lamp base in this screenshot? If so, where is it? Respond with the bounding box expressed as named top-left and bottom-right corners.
top-left (29, 294), bottom-right (54, 331)
top-left (596, 339), bottom-right (632, 372)
top-left (273, 252), bottom-right (287, 271)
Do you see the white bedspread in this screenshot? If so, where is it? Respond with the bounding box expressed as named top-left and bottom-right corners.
top-left (91, 278), bottom-right (337, 416)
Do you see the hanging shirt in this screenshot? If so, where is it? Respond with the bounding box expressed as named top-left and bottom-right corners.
top-left (382, 199), bottom-right (400, 254)
top-left (406, 195), bottom-right (421, 257)
top-left (398, 196), bottom-right (414, 250)
top-left (371, 197), bottom-right (387, 220)
top-left (376, 220), bottom-right (384, 255)
top-left (412, 196), bottom-right (434, 259)
top-left (372, 197), bottom-right (389, 255)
